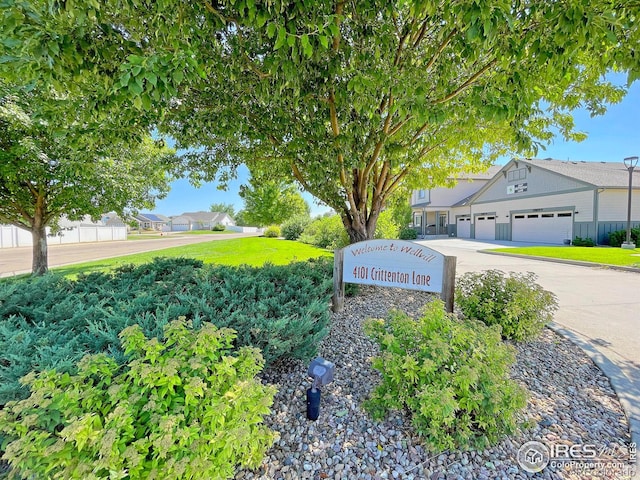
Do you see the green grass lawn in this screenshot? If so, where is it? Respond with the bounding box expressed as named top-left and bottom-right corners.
top-left (53, 237), bottom-right (332, 277)
top-left (489, 245), bottom-right (640, 268)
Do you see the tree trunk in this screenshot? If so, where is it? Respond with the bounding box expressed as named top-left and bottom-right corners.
top-left (31, 225), bottom-right (48, 275)
top-left (343, 208), bottom-right (381, 244)
top-left (344, 221), bottom-right (369, 243)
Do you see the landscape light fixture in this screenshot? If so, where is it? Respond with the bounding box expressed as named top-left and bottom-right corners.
top-left (306, 357), bottom-right (335, 421)
top-left (622, 156), bottom-right (639, 249)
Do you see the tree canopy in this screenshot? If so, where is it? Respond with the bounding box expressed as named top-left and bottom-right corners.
top-left (2, 0), bottom-right (638, 241)
top-left (0, 83), bottom-right (175, 274)
top-left (239, 177), bottom-right (310, 227)
top-left (163, 0), bottom-right (638, 241)
top-left (209, 202), bottom-right (236, 218)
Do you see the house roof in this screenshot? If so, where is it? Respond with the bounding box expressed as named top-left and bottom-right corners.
top-left (137, 213), bottom-right (168, 223)
top-left (58, 215), bottom-right (99, 227)
top-left (105, 217), bottom-right (126, 227)
top-left (519, 158), bottom-right (640, 188)
top-left (452, 193), bottom-right (476, 207)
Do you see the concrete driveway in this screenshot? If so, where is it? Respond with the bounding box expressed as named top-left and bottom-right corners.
top-left (0, 232), bottom-right (260, 277)
top-left (418, 238), bottom-right (640, 449)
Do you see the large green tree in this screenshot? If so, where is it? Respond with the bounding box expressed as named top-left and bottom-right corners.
top-left (3, 1), bottom-right (638, 242)
top-left (0, 85), bottom-right (174, 274)
top-left (239, 177), bottom-right (310, 227)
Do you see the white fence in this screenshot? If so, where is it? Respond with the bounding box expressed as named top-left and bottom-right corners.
top-left (0, 225), bottom-right (127, 248)
top-left (227, 226), bottom-right (263, 233)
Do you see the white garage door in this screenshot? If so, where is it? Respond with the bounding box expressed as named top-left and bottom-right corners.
top-left (512, 212), bottom-right (573, 244)
top-left (457, 217), bottom-right (471, 238)
top-left (475, 216), bottom-right (496, 240)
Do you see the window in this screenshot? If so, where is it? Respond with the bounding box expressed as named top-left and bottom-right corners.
top-left (527, 214), bottom-right (539, 218)
top-left (557, 212), bottom-right (572, 217)
top-left (542, 213), bottom-right (554, 218)
top-left (418, 189), bottom-right (426, 199)
top-left (507, 168), bottom-right (527, 182)
top-left (413, 213), bottom-right (422, 226)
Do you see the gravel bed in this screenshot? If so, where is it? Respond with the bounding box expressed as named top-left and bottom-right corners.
top-left (236, 286), bottom-right (635, 480)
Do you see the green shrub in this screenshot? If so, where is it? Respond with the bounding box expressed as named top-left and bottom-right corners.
top-left (281, 215), bottom-right (311, 240)
top-left (299, 215), bottom-right (349, 250)
top-left (373, 210), bottom-right (399, 239)
top-left (0, 319), bottom-right (278, 480)
top-left (607, 227), bottom-right (640, 247)
top-left (398, 226), bottom-right (418, 240)
top-left (194, 261), bottom-right (331, 365)
top-left (263, 225), bottom-right (281, 238)
top-left (0, 257), bottom-right (332, 405)
top-left (572, 236), bottom-right (595, 247)
top-left (211, 223), bottom-right (226, 231)
top-left (455, 270), bottom-right (558, 342)
top-left (363, 301), bottom-right (526, 452)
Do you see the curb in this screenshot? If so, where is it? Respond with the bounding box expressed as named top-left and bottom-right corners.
top-left (548, 323), bottom-right (639, 479)
top-left (479, 250), bottom-right (640, 274)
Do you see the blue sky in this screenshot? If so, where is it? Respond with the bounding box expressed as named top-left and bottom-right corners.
top-left (154, 77), bottom-right (639, 218)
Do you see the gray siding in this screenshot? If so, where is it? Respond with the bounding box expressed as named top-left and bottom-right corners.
top-left (597, 221), bottom-right (640, 244)
top-left (573, 222), bottom-right (597, 242)
top-left (476, 163), bottom-right (589, 203)
top-left (496, 223), bottom-right (510, 241)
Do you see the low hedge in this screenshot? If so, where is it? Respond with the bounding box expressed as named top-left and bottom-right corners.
top-left (455, 270), bottom-right (558, 342)
top-left (607, 227), bottom-right (640, 247)
top-left (0, 257), bottom-right (333, 405)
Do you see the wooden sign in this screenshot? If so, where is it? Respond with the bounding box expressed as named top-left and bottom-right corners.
top-left (333, 240), bottom-right (456, 312)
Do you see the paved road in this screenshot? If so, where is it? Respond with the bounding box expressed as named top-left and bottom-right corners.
top-left (418, 238), bottom-right (640, 451)
top-left (0, 232), bottom-right (261, 277)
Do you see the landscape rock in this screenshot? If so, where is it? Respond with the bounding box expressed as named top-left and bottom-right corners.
top-left (237, 286), bottom-right (633, 480)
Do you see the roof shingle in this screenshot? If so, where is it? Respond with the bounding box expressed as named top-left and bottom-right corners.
top-left (520, 158), bottom-right (640, 188)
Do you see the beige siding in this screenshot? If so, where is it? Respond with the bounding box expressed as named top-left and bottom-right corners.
top-left (450, 206), bottom-right (472, 218)
top-left (410, 179), bottom-right (488, 207)
top-left (477, 163), bottom-right (587, 203)
top-left (427, 180), bottom-right (488, 207)
top-left (471, 190), bottom-right (595, 223)
top-left (410, 189), bottom-right (429, 205)
top-left (598, 189), bottom-right (640, 221)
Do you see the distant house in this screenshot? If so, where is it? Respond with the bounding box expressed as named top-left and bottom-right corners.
top-left (168, 211), bottom-right (235, 231)
top-left (410, 158), bottom-right (640, 244)
top-left (135, 213), bottom-right (170, 231)
top-left (101, 212), bottom-right (127, 228)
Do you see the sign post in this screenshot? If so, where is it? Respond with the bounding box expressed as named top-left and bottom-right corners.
top-left (333, 240), bottom-right (456, 312)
